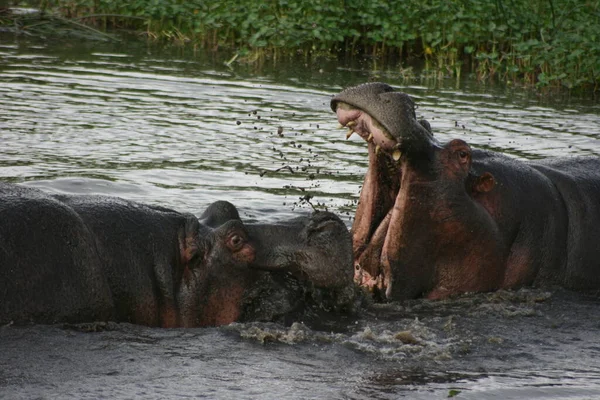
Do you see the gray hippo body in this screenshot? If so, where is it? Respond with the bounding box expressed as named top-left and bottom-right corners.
top-left (0, 183), bottom-right (354, 327)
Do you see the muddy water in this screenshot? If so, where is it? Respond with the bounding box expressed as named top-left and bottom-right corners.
top-left (1, 35), bottom-right (600, 399)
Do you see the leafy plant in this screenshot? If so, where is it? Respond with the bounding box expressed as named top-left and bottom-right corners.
top-left (16, 0), bottom-right (600, 90)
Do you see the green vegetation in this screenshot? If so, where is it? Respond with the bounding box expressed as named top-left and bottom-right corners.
top-left (3, 0), bottom-right (599, 90)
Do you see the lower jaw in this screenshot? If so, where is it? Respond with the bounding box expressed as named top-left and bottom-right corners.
top-left (354, 267), bottom-right (389, 301)
top-left (352, 146), bottom-right (402, 298)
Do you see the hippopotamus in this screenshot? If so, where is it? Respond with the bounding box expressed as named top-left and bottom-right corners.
top-left (0, 183), bottom-right (353, 327)
top-left (331, 82), bottom-right (600, 300)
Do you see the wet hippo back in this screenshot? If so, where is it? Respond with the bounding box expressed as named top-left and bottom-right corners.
top-left (0, 184), bottom-right (114, 324)
top-left (53, 194), bottom-right (193, 326)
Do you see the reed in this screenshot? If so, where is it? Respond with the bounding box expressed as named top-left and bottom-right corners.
top-left (4, 0), bottom-right (599, 90)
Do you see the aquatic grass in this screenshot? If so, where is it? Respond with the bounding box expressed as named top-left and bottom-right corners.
top-left (0, 7), bottom-right (121, 41)
top-left (4, 0), bottom-right (600, 90)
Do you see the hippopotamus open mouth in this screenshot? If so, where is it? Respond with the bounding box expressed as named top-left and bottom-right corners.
top-left (332, 82), bottom-right (600, 302)
top-left (331, 83), bottom-right (439, 299)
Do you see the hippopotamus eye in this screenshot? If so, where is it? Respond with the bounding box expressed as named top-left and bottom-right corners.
top-left (228, 234), bottom-right (245, 250)
top-left (458, 150), bottom-right (469, 160)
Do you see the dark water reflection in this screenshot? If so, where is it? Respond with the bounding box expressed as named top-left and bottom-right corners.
top-left (3, 289), bottom-right (600, 399)
top-left (1, 34), bottom-right (600, 399)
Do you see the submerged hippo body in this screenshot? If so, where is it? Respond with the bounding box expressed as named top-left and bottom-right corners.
top-left (0, 183), bottom-right (353, 327)
top-left (331, 82), bottom-right (600, 300)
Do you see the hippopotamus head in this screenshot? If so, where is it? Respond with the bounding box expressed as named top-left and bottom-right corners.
top-left (331, 83), bottom-right (502, 300)
top-left (177, 203), bottom-right (255, 327)
top-left (184, 200), bottom-right (354, 326)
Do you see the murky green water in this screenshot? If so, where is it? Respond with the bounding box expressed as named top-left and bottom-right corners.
top-left (1, 34), bottom-right (600, 399)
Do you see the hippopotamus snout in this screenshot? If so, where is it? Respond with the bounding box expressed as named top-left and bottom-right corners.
top-left (331, 82), bottom-right (437, 158)
top-left (246, 210), bottom-right (354, 289)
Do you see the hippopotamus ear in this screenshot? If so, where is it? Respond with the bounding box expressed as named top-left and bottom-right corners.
top-left (199, 200), bottom-right (241, 228)
top-left (473, 172), bottom-right (496, 193)
top-left (418, 119), bottom-right (432, 134)
top-left (179, 216), bottom-right (204, 266)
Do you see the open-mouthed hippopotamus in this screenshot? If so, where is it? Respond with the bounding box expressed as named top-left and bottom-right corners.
top-left (0, 183), bottom-right (353, 327)
top-left (331, 82), bottom-right (600, 300)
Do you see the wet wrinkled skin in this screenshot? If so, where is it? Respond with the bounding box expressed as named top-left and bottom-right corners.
top-left (0, 183), bottom-right (354, 327)
top-left (331, 82), bottom-right (600, 301)
top-left (240, 212), bottom-right (360, 328)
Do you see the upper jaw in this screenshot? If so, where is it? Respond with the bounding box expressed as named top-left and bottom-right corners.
top-left (331, 82), bottom-right (439, 156)
top-left (335, 102), bottom-right (401, 159)
top-left (331, 82), bottom-right (402, 160)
